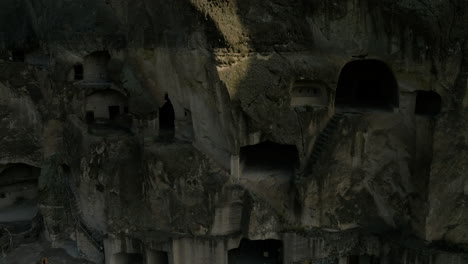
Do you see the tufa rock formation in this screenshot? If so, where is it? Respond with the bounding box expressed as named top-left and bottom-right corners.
top-left (0, 0), bottom-right (467, 263)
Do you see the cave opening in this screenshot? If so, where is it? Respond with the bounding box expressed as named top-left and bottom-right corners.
top-left (11, 49), bottom-right (25, 62)
top-left (228, 239), bottom-right (283, 264)
top-left (74, 64), bottom-right (84, 80)
top-left (240, 141), bottom-right (298, 177)
top-left (86, 111), bottom-right (95, 124)
top-left (159, 94), bottom-right (175, 139)
top-left (147, 250), bottom-right (169, 264)
top-left (347, 255), bottom-right (380, 264)
top-left (335, 59), bottom-right (399, 111)
top-left (111, 253), bottom-right (143, 264)
top-left (415, 90), bottom-right (441, 116)
top-left (0, 164), bottom-right (40, 234)
top-left (108, 105), bottom-right (121, 120)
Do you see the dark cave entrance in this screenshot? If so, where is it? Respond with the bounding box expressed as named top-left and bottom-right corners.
top-left (228, 239), bottom-right (283, 264)
top-left (159, 94), bottom-right (175, 139)
top-left (11, 50), bottom-right (25, 62)
top-left (348, 255), bottom-right (380, 264)
top-left (112, 253), bottom-right (143, 264)
top-left (147, 250), bottom-right (169, 264)
top-left (86, 111), bottom-right (95, 124)
top-left (335, 59), bottom-right (399, 111)
top-left (108, 105), bottom-right (120, 121)
top-left (74, 64), bottom-right (84, 80)
top-left (0, 164), bottom-right (41, 235)
top-left (415, 91), bottom-right (441, 116)
top-left (240, 141), bottom-right (299, 177)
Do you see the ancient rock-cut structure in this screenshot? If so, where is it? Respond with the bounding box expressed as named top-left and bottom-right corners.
top-left (0, 0), bottom-right (467, 263)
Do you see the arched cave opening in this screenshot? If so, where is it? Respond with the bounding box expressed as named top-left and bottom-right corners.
top-left (228, 239), bottom-right (283, 264)
top-left (11, 49), bottom-right (25, 62)
top-left (111, 253), bottom-right (144, 264)
top-left (159, 94), bottom-right (175, 139)
top-left (240, 141), bottom-right (298, 177)
top-left (347, 255), bottom-right (380, 264)
top-left (0, 164), bottom-right (40, 233)
top-left (415, 90), bottom-right (441, 116)
top-left (335, 59), bottom-right (399, 110)
top-left (74, 64), bottom-right (84, 80)
top-left (147, 250), bottom-right (169, 264)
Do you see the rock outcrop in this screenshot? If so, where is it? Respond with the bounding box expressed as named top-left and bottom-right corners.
top-left (0, 0), bottom-right (467, 263)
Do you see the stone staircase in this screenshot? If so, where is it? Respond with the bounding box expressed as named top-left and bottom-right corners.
top-left (295, 113), bottom-right (346, 182)
top-left (63, 177), bottom-right (104, 253)
top-left (308, 113), bottom-right (345, 169)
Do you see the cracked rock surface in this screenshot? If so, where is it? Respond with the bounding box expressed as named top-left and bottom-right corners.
top-left (0, 0), bottom-right (467, 263)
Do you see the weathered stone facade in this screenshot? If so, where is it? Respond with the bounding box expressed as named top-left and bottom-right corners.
top-left (0, 0), bottom-right (467, 263)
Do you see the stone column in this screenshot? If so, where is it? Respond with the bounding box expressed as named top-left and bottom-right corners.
top-left (230, 155), bottom-right (240, 181)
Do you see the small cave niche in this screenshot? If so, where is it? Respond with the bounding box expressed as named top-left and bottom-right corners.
top-left (85, 89), bottom-right (130, 129)
top-left (240, 141), bottom-right (299, 177)
top-left (415, 90), bottom-right (441, 116)
top-left (335, 59), bottom-right (399, 111)
top-left (290, 79), bottom-right (329, 107)
top-left (147, 250), bottom-right (169, 264)
top-left (347, 255), bottom-right (380, 264)
top-left (0, 164), bottom-right (40, 225)
top-left (60, 164), bottom-right (71, 174)
top-left (11, 49), bottom-right (25, 62)
top-left (111, 253), bottom-right (144, 264)
top-left (228, 239), bottom-right (283, 264)
top-left (83, 51), bottom-right (111, 82)
top-left (108, 105), bottom-right (121, 120)
top-left (74, 64), bottom-right (84, 80)
top-left (158, 94), bottom-right (175, 140)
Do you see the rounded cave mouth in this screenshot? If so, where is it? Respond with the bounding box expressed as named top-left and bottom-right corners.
top-left (240, 141), bottom-right (299, 176)
top-left (228, 239), bottom-right (283, 264)
top-left (0, 163), bottom-right (40, 186)
top-left (335, 59), bottom-right (399, 111)
top-left (415, 90), bottom-right (441, 116)
top-left (111, 253), bottom-right (144, 264)
top-left (0, 163), bottom-right (41, 228)
top-left (158, 94), bottom-right (175, 141)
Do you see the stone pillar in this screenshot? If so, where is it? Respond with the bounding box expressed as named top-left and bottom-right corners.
top-left (282, 233), bottom-right (295, 264)
top-left (399, 92), bottom-right (417, 116)
top-left (104, 238), bottom-right (122, 264)
top-left (172, 238), bottom-right (228, 264)
top-left (339, 257), bottom-right (348, 264)
top-left (104, 237), bottom-right (143, 264)
top-left (230, 155), bottom-right (240, 181)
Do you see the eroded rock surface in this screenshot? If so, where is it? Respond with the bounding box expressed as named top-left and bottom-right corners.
top-left (0, 0), bottom-right (467, 263)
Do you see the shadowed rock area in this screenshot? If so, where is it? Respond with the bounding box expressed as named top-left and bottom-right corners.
top-left (0, 0), bottom-right (467, 263)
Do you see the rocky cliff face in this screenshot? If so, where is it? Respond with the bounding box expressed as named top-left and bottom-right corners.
top-left (0, 0), bottom-right (467, 263)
